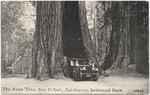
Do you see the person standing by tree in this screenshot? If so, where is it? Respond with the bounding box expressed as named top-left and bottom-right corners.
top-left (61, 56), bottom-right (69, 78)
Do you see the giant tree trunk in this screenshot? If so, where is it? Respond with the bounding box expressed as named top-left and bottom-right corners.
top-left (102, 2), bottom-right (120, 70)
top-left (135, 2), bottom-right (149, 74)
top-left (86, 1), bottom-right (148, 73)
top-left (79, 1), bottom-right (109, 76)
top-left (109, 2), bottom-right (129, 70)
top-left (30, 1), bottom-right (63, 80)
top-left (104, 1), bottom-right (148, 73)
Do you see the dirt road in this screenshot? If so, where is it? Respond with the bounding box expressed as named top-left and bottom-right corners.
top-left (1, 70), bottom-right (149, 95)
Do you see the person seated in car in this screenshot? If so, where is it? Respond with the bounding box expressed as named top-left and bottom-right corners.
top-left (89, 60), bottom-right (96, 70)
top-left (89, 60), bottom-right (92, 65)
top-left (75, 60), bottom-right (79, 66)
top-left (70, 60), bottom-right (74, 66)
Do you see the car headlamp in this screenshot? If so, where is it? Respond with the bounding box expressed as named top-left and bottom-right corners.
top-left (83, 67), bottom-right (86, 70)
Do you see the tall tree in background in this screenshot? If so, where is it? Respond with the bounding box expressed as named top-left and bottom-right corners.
top-left (86, 1), bottom-right (148, 74)
top-left (106, 2), bottom-right (148, 73)
top-left (1, 2), bottom-right (35, 74)
top-left (135, 2), bottom-right (149, 74)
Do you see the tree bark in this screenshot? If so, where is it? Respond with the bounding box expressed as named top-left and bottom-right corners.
top-left (79, 1), bottom-right (109, 77)
top-left (135, 2), bottom-right (149, 74)
top-left (106, 1), bottom-right (148, 73)
top-left (29, 1), bottom-right (63, 80)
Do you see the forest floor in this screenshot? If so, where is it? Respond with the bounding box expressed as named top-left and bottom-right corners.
top-left (1, 69), bottom-right (149, 95)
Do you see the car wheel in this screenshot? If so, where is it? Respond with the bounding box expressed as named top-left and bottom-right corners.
top-left (73, 73), bottom-right (79, 81)
top-left (73, 73), bottom-right (77, 81)
top-left (93, 74), bottom-right (99, 81)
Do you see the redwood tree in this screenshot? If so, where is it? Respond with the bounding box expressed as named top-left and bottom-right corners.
top-left (88, 1), bottom-right (148, 74)
top-left (29, 1), bottom-right (63, 80)
top-left (29, 1), bottom-right (108, 80)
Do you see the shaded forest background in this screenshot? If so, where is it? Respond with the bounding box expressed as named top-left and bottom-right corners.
top-left (1, 1), bottom-right (35, 75)
top-left (85, 1), bottom-right (149, 73)
top-left (1, 1), bottom-right (149, 79)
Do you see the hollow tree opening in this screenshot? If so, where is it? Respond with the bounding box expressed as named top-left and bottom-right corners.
top-left (62, 1), bottom-right (87, 59)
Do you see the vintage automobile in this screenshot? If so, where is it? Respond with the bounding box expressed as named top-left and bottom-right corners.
top-left (67, 58), bottom-right (100, 81)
